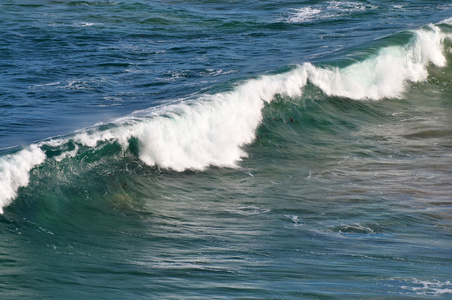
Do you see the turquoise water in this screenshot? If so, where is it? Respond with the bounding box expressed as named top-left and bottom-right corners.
top-left (1, 1), bottom-right (452, 298)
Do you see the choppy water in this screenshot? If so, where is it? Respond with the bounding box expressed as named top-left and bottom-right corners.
top-left (1, 1), bottom-right (452, 298)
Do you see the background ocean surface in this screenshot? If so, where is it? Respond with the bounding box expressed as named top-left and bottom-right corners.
top-left (1, 0), bottom-right (452, 298)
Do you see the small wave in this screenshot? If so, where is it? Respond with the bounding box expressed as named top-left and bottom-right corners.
top-left (331, 223), bottom-right (375, 235)
top-left (67, 1), bottom-right (119, 7)
top-left (227, 205), bottom-right (271, 216)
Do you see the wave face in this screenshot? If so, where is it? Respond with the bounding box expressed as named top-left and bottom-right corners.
top-left (0, 22), bottom-right (451, 213)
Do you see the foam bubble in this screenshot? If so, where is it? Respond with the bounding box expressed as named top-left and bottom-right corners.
top-left (0, 145), bottom-right (46, 213)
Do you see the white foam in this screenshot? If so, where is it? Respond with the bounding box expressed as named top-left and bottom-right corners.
top-left (0, 145), bottom-right (46, 213)
top-left (73, 22), bottom-right (101, 27)
top-left (283, 1), bottom-right (377, 24)
top-left (439, 17), bottom-right (452, 26)
top-left (400, 278), bottom-right (452, 296)
top-left (327, 1), bottom-right (372, 13)
top-left (53, 145), bottom-right (79, 162)
top-left (285, 7), bottom-right (322, 23)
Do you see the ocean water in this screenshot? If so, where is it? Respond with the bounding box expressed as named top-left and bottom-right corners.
top-left (1, 0), bottom-right (452, 298)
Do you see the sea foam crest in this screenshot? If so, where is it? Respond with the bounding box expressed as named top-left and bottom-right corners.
top-left (303, 24), bottom-right (448, 100)
top-left (0, 145), bottom-right (46, 213)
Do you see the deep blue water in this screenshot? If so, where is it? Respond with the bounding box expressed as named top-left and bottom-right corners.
top-left (1, 1), bottom-right (452, 298)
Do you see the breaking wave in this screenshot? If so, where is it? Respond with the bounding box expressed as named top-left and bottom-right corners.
top-left (0, 21), bottom-right (451, 213)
